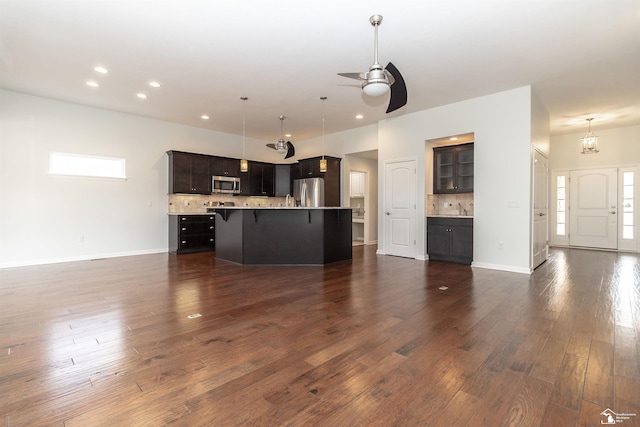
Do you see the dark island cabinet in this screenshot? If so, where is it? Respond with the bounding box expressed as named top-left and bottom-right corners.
top-left (433, 143), bottom-right (474, 194)
top-left (249, 161), bottom-right (275, 196)
top-left (211, 156), bottom-right (240, 177)
top-left (427, 216), bottom-right (473, 264)
top-left (169, 215), bottom-right (215, 253)
top-left (167, 151), bottom-right (211, 194)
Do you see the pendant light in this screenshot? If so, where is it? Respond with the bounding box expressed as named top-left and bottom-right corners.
top-left (580, 117), bottom-right (599, 154)
top-left (319, 96), bottom-right (327, 173)
top-left (240, 97), bottom-right (248, 172)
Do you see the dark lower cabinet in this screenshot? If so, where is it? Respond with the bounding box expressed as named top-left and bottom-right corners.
top-left (169, 215), bottom-right (215, 253)
top-left (427, 216), bottom-right (473, 264)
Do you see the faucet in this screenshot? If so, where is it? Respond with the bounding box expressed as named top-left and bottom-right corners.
top-left (458, 202), bottom-right (462, 216)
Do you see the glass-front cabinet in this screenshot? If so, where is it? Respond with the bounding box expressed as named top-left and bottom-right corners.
top-left (433, 143), bottom-right (474, 194)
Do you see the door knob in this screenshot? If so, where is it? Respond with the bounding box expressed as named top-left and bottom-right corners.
top-left (538, 212), bottom-right (546, 216)
top-left (610, 211), bottom-right (616, 214)
top-left (386, 212), bottom-right (391, 215)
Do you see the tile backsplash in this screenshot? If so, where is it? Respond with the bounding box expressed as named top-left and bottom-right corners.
top-left (168, 194), bottom-right (288, 213)
top-left (427, 193), bottom-right (474, 216)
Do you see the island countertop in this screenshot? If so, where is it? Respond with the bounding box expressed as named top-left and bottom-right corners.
top-left (169, 206), bottom-right (352, 215)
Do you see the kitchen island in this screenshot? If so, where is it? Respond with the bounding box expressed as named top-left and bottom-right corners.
top-left (213, 207), bottom-right (352, 265)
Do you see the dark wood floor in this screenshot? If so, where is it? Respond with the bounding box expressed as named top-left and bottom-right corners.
top-left (1, 246), bottom-right (639, 426)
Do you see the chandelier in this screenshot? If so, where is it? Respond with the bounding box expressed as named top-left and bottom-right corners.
top-left (580, 118), bottom-right (599, 154)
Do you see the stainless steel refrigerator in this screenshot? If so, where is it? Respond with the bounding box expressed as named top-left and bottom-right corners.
top-left (293, 178), bottom-right (325, 207)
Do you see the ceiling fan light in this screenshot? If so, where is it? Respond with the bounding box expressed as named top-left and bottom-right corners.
top-left (362, 81), bottom-right (390, 96)
top-left (275, 139), bottom-right (287, 153)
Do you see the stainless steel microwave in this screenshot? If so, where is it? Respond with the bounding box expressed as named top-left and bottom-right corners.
top-left (212, 175), bottom-right (240, 194)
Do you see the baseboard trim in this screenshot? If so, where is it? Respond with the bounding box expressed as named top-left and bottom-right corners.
top-left (0, 248), bottom-right (168, 269)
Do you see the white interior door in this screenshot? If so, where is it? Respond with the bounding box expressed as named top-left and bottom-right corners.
top-left (384, 160), bottom-right (416, 258)
top-left (569, 168), bottom-right (618, 249)
top-left (532, 150), bottom-right (548, 269)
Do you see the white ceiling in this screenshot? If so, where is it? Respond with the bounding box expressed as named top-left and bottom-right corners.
top-left (1, 0), bottom-right (639, 144)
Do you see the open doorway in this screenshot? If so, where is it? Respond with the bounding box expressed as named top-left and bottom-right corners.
top-left (344, 150), bottom-right (378, 247)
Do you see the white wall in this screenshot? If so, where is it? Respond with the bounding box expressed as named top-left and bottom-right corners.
top-left (376, 86), bottom-right (534, 273)
top-left (0, 90), bottom-right (277, 267)
top-left (550, 124), bottom-right (640, 170)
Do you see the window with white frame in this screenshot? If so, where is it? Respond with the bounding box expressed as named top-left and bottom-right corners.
top-left (49, 152), bottom-right (126, 179)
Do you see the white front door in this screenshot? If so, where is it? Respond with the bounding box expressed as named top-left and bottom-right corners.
top-left (384, 160), bottom-right (416, 258)
top-left (532, 150), bottom-right (548, 269)
top-left (569, 168), bottom-right (618, 249)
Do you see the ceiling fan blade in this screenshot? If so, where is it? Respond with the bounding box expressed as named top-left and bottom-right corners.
top-left (385, 62), bottom-right (407, 113)
top-left (284, 141), bottom-right (295, 159)
top-left (338, 72), bottom-right (366, 81)
top-left (266, 143), bottom-right (277, 150)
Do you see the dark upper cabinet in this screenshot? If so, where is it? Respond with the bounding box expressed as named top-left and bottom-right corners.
top-left (296, 158), bottom-right (322, 178)
top-left (275, 164), bottom-right (291, 197)
top-left (167, 151), bottom-right (211, 194)
top-left (211, 156), bottom-right (240, 177)
top-left (249, 161), bottom-right (275, 196)
top-left (433, 143), bottom-right (474, 194)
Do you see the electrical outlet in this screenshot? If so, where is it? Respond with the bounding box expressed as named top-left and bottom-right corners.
top-left (184, 201), bottom-right (189, 207)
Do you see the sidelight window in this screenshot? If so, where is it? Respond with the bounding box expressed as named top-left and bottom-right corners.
top-left (556, 175), bottom-right (567, 236)
top-left (622, 171), bottom-right (634, 240)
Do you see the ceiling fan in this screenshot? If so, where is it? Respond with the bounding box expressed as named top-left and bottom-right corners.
top-left (266, 115), bottom-right (295, 159)
top-left (338, 14), bottom-right (407, 113)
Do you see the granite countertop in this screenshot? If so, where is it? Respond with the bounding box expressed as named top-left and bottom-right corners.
top-left (169, 207), bottom-right (352, 215)
top-left (427, 214), bottom-right (474, 218)
top-left (211, 206), bottom-right (352, 210)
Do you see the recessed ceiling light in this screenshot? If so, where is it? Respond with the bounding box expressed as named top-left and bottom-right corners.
top-left (149, 81), bottom-right (161, 88)
top-left (201, 115), bottom-right (210, 120)
top-left (450, 137), bottom-right (458, 141)
top-left (136, 93), bottom-right (147, 99)
top-left (94, 66), bottom-right (108, 74)
top-left (285, 134), bottom-right (292, 138)
top-left (86, 81), bottom-right (99, 87)
top-left (355, 114), bottom-right (363, 119)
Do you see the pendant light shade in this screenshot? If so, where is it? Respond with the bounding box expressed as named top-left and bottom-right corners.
top-left (320, 96), bottom-right (327, 173)
top-left (240, 97), bottom-right (249, 172)
top-left (580, 117), bottom-right (599, 154)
